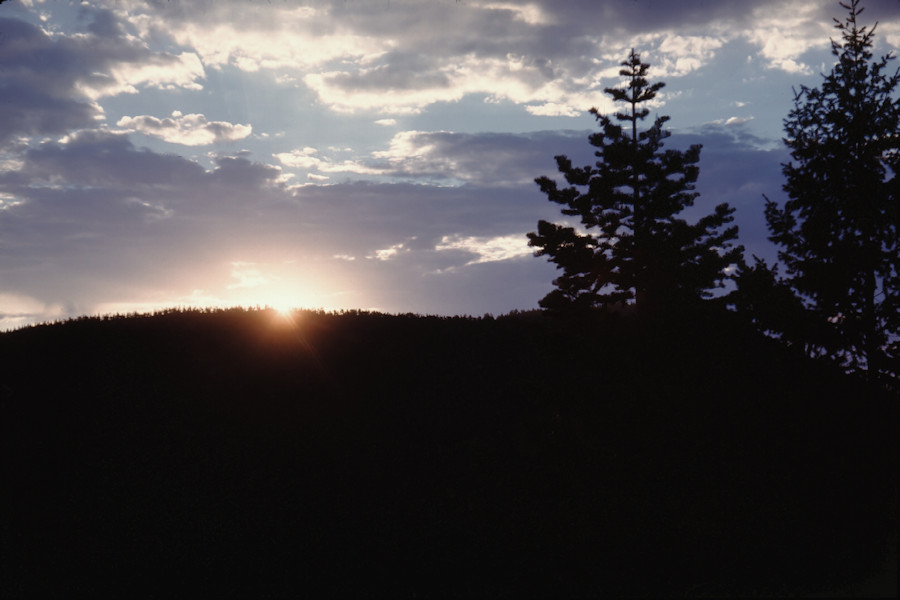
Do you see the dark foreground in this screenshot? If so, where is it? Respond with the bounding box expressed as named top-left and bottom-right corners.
top-left (1, 308), bottom-right (897, 597)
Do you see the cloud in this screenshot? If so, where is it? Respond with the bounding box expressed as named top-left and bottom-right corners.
top-left (123, 1), bottom-right (385, 72)
top-left (705, 116), bottom-right (755, 128)
top-left (9, 129), bottom-right (206, 189)
top-left (276, 130), bottom-right (591, 186)
top-left (274, 147), bottom-right (385, 176)
top-left (525, 103), bottom-right (583, 117)
top-left (58, 0), bottom-right (898, 122)
top-left (77, 51), bottom-right (205, 99)
top-left (368, 129), bottom-right (596, 186)
top-left (0, 10), bottom-right (204, 145)
top-left (368, 241), bottom-right (411, 262)
top-left (0, 17), bottom-right (104, 143)
top-left (303, 49), bottom-right (615, 117)
top-left (742, 2), bottom-right (827, 75)
top-left (654, 34), bottom-right (725, 77)
top-left (117, 111), bottom-right (252, 146)
top-left (97, 1), bottom-right (683, 115)
top-left (435, 234), bottom-right (533, 266)
top-left (274, 147), bottom-right (323, 170)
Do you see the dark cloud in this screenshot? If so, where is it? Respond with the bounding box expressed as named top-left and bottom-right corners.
top-left (13, 130), bottom-right (205, 188)
top-left (322, 52), bottom-right (452, 92)
top-left (0, 18), bottom-right (102, 143)
top-left (323, 0), bottom-right (767, 44)
top-left (0, 11), bottom-right (202, 145)
top-left (209, 155), bottom-right (283, 189)
top-left (83, 5), bottom-right (126, 38)
top-left (537, 0), bottom-right (764, 33)
top-left (828, 0), bottom-right (900, 22)
top-left (367, 130), bottom-right (594, 186)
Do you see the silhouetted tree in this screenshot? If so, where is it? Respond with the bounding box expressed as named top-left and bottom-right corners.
top-left (528, 50), bottom-right (742, 313)
top-left (764, 0), bottom-right (900, 382)
top-left (731, 255), bottom-right (829, 354)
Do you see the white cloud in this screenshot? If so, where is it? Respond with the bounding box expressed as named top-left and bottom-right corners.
top-left (879, 22), bottom-right (900, 52)
top-left (435, 234), bottom-right (532, 265)
top-left (372, 130), bottom-right (435, 162)
top-left (133, 4), bottom-right (387, 73)
top-left (75, 52), bottom-right (206, 99)
top-left (117, 111), bottom-right (251, 146)
top-left (274, 147), bottom-right (324, 170)
top-left (654, 34), bottom-right (724, 77)
top-left (303, 71), bottom-right (452, 116)
top-left (525, 102), bottom-right (583, 117)
top-left (743, 1), bottom-right (828, 74)
top-left (369, 242), bottom-right (409, 261)
top-left (706, 116), bottom-right (755, 127)
top-left (274, 147), bottom-right (385, 176)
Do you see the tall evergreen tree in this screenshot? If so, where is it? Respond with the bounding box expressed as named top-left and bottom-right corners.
top-left (528, 50), bottom-right (742, 313)
top-left (764, 0), bottom-right (900, 382)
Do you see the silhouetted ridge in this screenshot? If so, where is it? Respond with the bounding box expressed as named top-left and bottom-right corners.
top-left (1, 307), bottom-right (897, 597)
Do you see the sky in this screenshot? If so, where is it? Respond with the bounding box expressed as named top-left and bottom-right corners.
top-left (1, 0), bottom-right (899, 329)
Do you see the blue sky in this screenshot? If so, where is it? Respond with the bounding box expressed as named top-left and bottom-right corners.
top-left (1, 0), bottom-right (899, 329)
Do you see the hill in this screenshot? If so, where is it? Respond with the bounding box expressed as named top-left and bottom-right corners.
top-left (1, 307), bottom-right (897, 597)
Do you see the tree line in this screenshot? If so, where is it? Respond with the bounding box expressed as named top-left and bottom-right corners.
top-left (529, 0), bottom-right (899, 390)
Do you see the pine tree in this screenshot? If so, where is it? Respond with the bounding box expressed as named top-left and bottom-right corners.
top-left (528, 50), bottom-right (742, 313)
top-left (764, 0), bottom-right (900, 382)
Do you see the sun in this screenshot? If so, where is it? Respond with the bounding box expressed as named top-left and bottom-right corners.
top-left (270, 301), bottom-right (294, 316)
top-left (265, 298), bottom-right (301, 322)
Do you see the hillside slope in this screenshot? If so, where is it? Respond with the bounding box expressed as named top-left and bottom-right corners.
top-left (1, 308), bottom-right (897, 597)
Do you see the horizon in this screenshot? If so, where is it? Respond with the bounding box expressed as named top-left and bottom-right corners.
top-left (2, 0), bottom-right (900, 330)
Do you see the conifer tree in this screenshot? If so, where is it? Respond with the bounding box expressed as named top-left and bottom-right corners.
top-left (528, 50), bottom-right (742, 313)
top-left (764, 0), bottom-right (900, 382)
